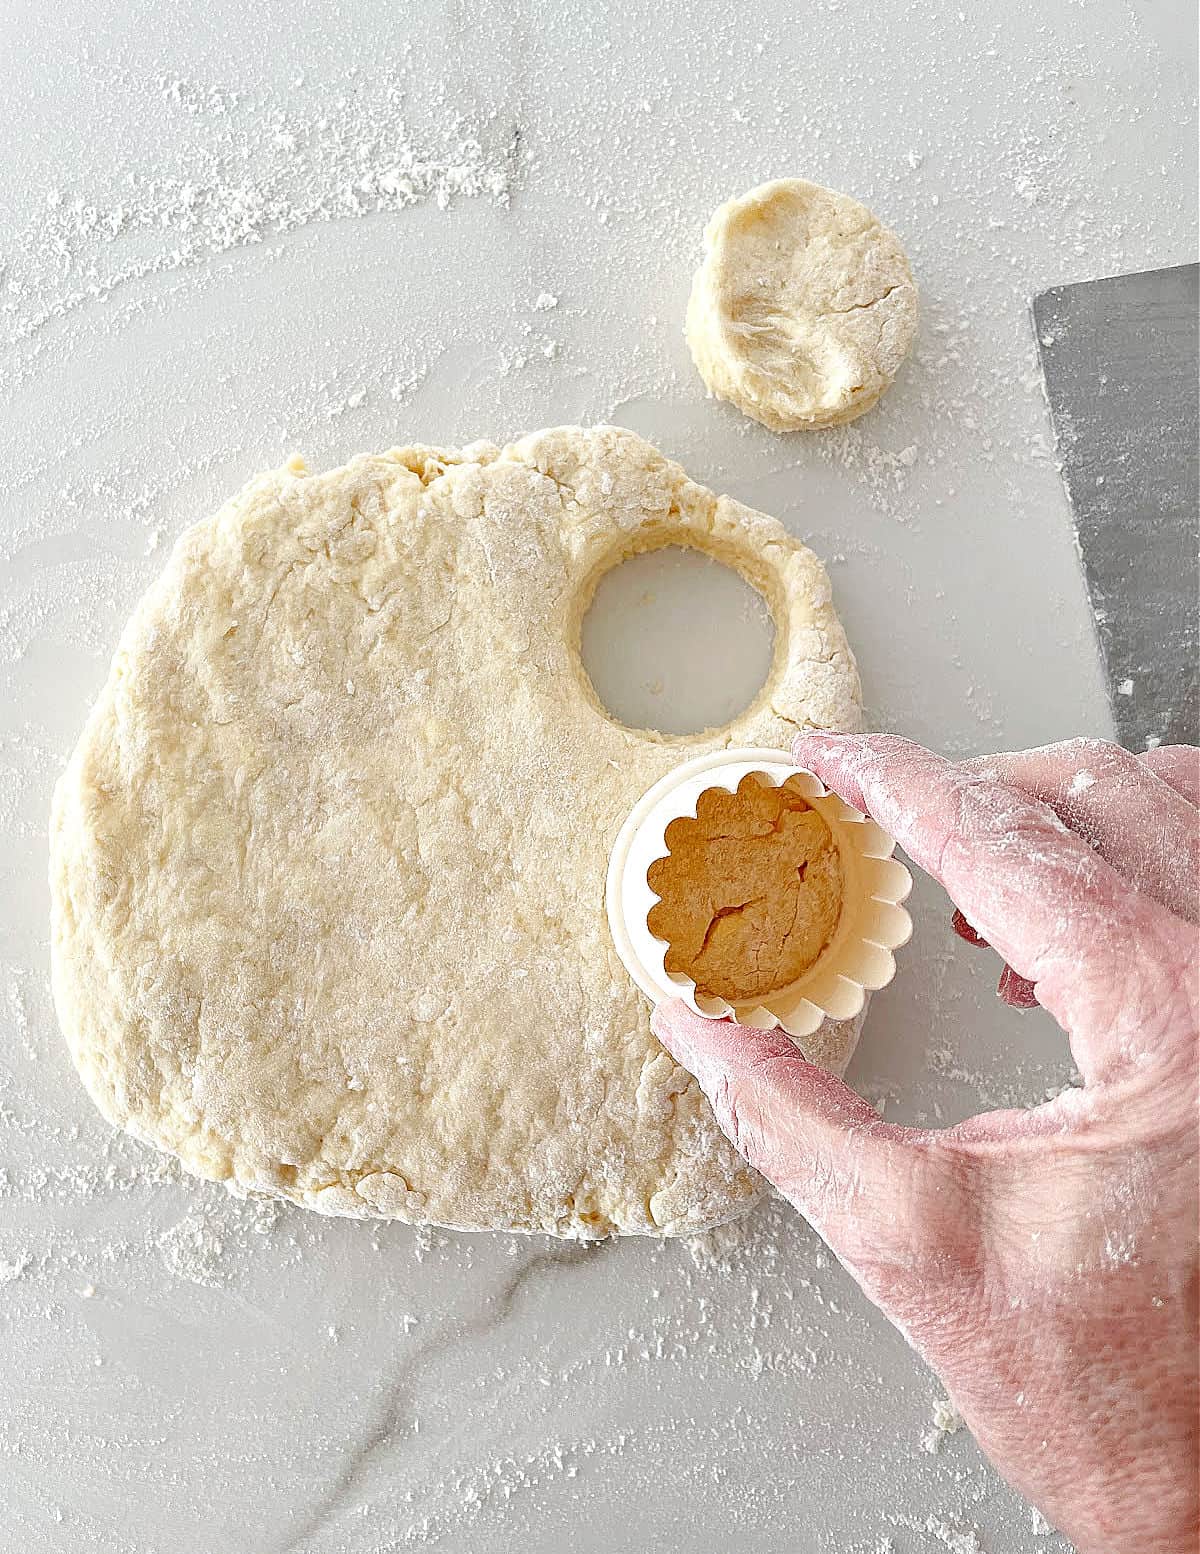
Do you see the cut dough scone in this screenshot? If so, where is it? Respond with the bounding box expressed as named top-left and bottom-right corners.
top-left (647, 780), bottom-right (844, 1005)
top-left (50, 426), bottom-right (864, 1239)
top-left (686, 178), bottom-right (918, 430)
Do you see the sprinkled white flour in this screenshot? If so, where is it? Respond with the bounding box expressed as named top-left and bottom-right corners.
top-left (684, 1215), bottom-right (755, 1271)
top-left (0, 1254), bottom-right (32, 1285)
top-left (0, 0), bottom-right (1185, 1547)
top-left (923, 1516), bottom-right (985, 1553)
top-left (4, 71), bottom-right (518, 358)
top-left (921, 1397), bottom-right (965, 1454)
top-left (159, 1212), bottom-right (229, 1287)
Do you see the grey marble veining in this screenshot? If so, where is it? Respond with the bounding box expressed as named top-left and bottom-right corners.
top-left (279, 1245), bottom-right (596, 1553)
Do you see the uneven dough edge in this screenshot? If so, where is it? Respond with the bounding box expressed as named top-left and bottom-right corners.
top-left (49, 425), bottom-right (864, 1238)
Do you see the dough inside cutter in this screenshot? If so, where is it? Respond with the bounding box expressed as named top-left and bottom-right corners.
top-left (646, 775), bottom-right (844, 1004)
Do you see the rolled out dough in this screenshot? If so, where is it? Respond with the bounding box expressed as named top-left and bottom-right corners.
top-left (50, 426), bottom-right (863, 1238)
top-left (686, 178), bottom-right (918, 430)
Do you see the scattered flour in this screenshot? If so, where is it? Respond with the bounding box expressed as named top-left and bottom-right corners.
top-left (151, 1192), bottom-right (282, 1286)
top-left (923, 1515), bottom-right (984, 1553)
top-left (684, 1215), bottom-right (754, 1271)
top-left (158, 1212), bottom-right (229, 1286)
top-left (1102, 1230), bottom-right (1137, 1267)
top-left (4, 72), bottom-right (519, 356)
top-left (0, 3), bottom-right (1186, 1546)
top-left (921, 1396), bottom-right (964, 1454)
top-left (0, 1253), bottom-right (32, 1285)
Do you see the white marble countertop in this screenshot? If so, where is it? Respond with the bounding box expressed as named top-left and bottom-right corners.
top-left (1, 2), bottom-right (1195, 1550)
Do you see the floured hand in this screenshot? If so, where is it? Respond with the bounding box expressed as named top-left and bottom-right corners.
top-left (652, 734), bottom-right (1199, 1554)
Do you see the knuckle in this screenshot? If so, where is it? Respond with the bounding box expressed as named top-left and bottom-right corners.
top-left (709, 1074), bottom-right (776, 1174)
top-left (1054, 735), bottom-right (1113, 761)
top-left (1058, 737), bottom-right (1139, 783)
top-left (710, 1075), bottom-right (744, 1141)
top-left (719, 1081), bottom-right (757, 1160)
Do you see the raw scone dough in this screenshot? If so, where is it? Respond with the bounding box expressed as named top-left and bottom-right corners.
top-left (50, 426), bottom-right (864, 1238)
top-left (686, 178), bottom-right (918, 430)
top-left (647, 778), bottom-right (843, 1004)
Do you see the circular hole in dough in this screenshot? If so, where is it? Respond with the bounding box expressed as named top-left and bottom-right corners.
top-left (685, 177), bottom-right (918, 431)
top-left (578, 543), bottom-right (776, 736)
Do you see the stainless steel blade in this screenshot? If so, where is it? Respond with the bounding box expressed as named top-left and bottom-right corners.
top-left (1033, 263), bottom-right (1199, 750)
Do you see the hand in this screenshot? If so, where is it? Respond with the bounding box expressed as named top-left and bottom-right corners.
top-left (652, 734), bottom-right (1199, 1554)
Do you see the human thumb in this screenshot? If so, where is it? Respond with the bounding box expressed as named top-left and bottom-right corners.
top-left (651, 1000), bottom-right (973, 1296)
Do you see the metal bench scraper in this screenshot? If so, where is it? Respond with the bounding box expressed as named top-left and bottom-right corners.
top-left (1032, 263), bottom-right (1198, 751)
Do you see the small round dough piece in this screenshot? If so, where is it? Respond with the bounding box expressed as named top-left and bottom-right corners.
top-left (686, 178), bottom-right (918, 431)
top-left (50, 426), bottom-right (864, 1240)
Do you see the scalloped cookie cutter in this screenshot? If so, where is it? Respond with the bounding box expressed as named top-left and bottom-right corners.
top-left (606, 747), bottom-right (913, 1040)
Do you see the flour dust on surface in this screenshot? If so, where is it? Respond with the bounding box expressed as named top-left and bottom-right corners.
top-left (1, 0), bottom-right (1185, 1547)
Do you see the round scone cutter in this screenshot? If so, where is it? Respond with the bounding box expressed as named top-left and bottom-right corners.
top-left (606, 747), bottom-right (914, 1041)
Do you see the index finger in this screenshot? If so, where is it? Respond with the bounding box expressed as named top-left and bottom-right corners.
top-left (1140, 744), bottom-right (1200, 807)
top-left (792, 732), bottom-right (1188, 1079)
top-left (961, 741), bottom-right (1198, 923)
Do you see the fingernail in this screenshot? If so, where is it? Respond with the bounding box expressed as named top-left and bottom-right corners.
top-left (997, 964), bottom-right (1039, 1009)
top-left (793, 732), bottom-right (855, 773)
top-left (951, 908), bottom-right (989, 948)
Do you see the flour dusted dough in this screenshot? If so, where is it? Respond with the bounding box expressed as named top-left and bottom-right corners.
top-left (686, 179), bottom-right (917, 430)
top-left (50, 426), bottom-right (863, 1238)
